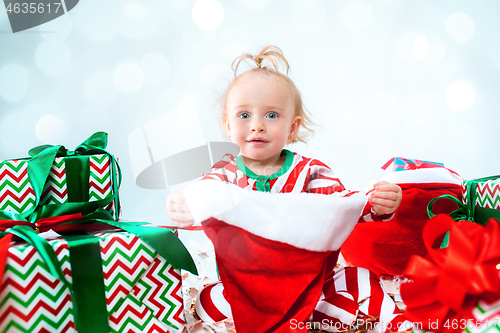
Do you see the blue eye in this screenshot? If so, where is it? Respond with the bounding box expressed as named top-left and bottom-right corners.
top-left (266, 112), bottom-right (278, 119)
top-left (239, 112), bottom-right (250, 119)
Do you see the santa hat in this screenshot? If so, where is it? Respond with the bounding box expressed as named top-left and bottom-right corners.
top-left (184, 180), bottom-right (366, 332)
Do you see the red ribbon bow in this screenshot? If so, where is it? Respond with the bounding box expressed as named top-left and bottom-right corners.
top-left (401, 215), bottom-right (500, 332)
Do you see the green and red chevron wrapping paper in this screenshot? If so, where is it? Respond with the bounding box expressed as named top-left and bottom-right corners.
top-left (0, 154), bottom-right (116, 218)
top-left (0, 231), bottom-right (185, 333)
top-left (463, 178), bottom-right (500, 209)
top-left (462, 176), bottom-right (500, 225)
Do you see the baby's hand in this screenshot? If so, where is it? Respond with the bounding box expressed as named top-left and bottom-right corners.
top-left (369, 181), bottom-right (402, 216)
top-left (166, 190), bottom-right (195, 228)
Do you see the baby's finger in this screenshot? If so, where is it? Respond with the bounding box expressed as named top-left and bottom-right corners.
top-left (169, 192), bottom-right (187, 204)
top-left (371, 190), bottom-right (399, 201)
top-left (369, 197), bottom-right (397, 209)
top-left (173, 211), bottom-right (195, 223)
top-left (374, 183), bottom-right (401, 192)
top-left (169, 201), bottom-right (191, 214)
top-left (171, 212), bottom-right (195, 228)
top-left (373, 180), bottom-right (389, 187)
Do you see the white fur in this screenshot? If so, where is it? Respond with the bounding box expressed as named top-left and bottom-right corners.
top-left (183, 180), bottom-right (366, 252)
top-left (381, 168), bottom-right (463, 185)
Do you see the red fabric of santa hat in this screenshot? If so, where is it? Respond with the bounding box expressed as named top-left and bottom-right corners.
top-left (342, 167), bottom-right (463, 277)
top-left (184, 180), bottom-right (366, 333)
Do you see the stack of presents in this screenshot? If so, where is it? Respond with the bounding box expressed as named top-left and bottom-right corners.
top-left (0, 132), bottom-right (196, 333)
top-left (1, 134), bottom-right (500, 333)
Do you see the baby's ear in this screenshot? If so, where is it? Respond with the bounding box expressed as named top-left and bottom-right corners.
top-left (223, 117), bottom-right (230, 134)
top-left (291, 115), bottom-right (302, 134)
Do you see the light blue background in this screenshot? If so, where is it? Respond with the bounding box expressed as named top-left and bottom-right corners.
top-left (1, 0), bottom-right (499, 224)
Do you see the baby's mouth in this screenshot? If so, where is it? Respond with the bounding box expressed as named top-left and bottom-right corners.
top-left (247, 138), bottom-right (268, 144)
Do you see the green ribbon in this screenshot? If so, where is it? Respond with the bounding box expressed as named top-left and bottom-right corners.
top-left (27, 132), bottom-right (122, 222)
top-left (65, 156), bottom-right (90, 203)
top-left (63, 234), bottom-right (109, 333)
top-left (427, 194), bottom-right (473, 248)
top-left (64, 210), bottom-right (198, 275)
top-left (428, 176), bottom-right (500, 226)
top-left (427, 194), bottom-right (474, 222)
top-left (0, 225), bottom-right (71, 290)
top-left (427, 176), bottom-right (500, 247)
top-left (0, 215), bottom-right (197, 333)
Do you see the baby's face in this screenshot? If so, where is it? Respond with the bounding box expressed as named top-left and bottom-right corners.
top-left (224, 73), bottom-right (300, 165)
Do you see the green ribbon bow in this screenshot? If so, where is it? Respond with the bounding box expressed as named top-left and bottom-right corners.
top-left (26, 132), bottom-right (121, 222)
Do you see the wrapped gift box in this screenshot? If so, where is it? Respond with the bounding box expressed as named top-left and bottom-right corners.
top-left (462, 176), bottom-right (500, 225)
top-left (0, 154), bottom-right (117, 217)
top-left (0, 132), bottom-right (120, 221)
top-left (0, 230), bottom-right (185, 333)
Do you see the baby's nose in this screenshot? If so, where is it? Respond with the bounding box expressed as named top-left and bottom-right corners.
top-left (250, 120), bottom-right (265, 132)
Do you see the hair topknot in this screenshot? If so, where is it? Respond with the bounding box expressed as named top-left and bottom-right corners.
top-left (231, 45), bottom-right (290, 77)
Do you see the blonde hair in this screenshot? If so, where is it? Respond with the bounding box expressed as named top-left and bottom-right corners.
top-left (218, 45), bottom-right (316, 144)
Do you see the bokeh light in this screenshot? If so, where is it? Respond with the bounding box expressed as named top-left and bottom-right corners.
top-left (199, 62), bottom-right (231, 90)
top-left (84, 72), bottom-right (117, 106)
top-left (140, 52), bottom-right (171, 87)
top-left (35, 114), bottom-right (67, 144)
top-left (290, 0), bottom-right (326, 33)
top-left (221, 42), bottom-right (248, 61)
top-left (414, 35), bottom-right (428, 61)
top-left (156, 88), bottom-right (183, 115)
top-left (397, 32), bottom-right (420, 63)
top-left (378, 0), bottom-right (400, 3)
top-left (238, 0), bottom-right (270, 11)
top-left (40, 14), bottom-right (73, 42)
top-left (444, 12), bottom-right (474, 44)
top-left (79, 105), bottom-right (112, 132)
top-left (341, 1), bottom-right (373, 32)
top-left (113, 62), bottom-right (145, 93)
top-left (400, 93), bottom-right (432, 128)
top-left (170, 0), bottom-right (195, 11)
top-left (192, 0), bottom-right (224, 31)
top-left (120, 1), bottom-right (158, 39)
top-left (0, 65), bottom-right (29, 102)
top-left (445, 80), bottom-right (475, 112)
top-left (124, 1), bottom-right (149, 20)
top-left (34, 41), bottom-right (72, 76)
top-left (182, 23), bottom-right (216, 49)
top-left (74, 0), bottom-right (120, 42)
top-left (362, 91), bottom-right (400, 127)
top-left (424, 34), bottom-right (446, 65)
top-left (0, 110), bottom-right (31, 156)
